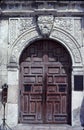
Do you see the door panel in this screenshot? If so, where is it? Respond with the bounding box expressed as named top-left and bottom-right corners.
top-left (19, 39), bottom-right (71, 124)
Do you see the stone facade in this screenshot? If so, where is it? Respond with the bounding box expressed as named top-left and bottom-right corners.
top-left (0, 0), bottom-right (84, 128)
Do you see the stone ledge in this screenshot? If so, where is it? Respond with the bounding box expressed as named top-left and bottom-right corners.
top-left (1, 10), bottom-right (84, 17)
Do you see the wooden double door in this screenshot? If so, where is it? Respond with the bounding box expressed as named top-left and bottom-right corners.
top-left (19, 39), bottom-right (71, 124)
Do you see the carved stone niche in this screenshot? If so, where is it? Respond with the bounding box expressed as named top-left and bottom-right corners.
top-left (36, 15), bottom-right (54, 38)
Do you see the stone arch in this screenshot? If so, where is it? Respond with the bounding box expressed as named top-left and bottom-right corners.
top-left (8, 26), bottom-right (82, 67)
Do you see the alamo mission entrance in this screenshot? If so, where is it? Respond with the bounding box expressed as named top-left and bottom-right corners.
top-left (19, 39), bottom-right (72, 124)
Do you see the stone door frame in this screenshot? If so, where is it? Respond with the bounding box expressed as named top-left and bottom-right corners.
top-left (7, 27), bottom-right (83, 127)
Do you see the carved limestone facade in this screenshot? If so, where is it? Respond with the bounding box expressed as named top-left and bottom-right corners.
top-left (0, 0), bottom-right (84, 128)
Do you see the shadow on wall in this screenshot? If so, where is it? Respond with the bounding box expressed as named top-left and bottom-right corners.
top-left (80, 97), bottom-right (84, 127)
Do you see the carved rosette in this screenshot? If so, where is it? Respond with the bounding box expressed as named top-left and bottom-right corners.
top-left (37, 15), bottom-right (54, 37)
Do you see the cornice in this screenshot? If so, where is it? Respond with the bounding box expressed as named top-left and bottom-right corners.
top-left (0, 1), bottom-right (84, 17)
top-left (0, 10), bottom-right (84, 17)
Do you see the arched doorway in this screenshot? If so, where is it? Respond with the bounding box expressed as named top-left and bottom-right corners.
top-left (19, 39), bottom-right (72, 124)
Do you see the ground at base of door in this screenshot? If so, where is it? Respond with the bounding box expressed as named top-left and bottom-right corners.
top-left (12, 124), bottom-right (83, 130)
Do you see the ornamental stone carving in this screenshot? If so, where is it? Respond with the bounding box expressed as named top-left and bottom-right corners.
top-left (9, 18), bottom-right (19, 44)
top-left (9, 28), bottom-right (40, 64)
top-left (37, 15), bottom-right (54, 37)
top-left (9, 27), bottom-right (82, 67)
top-left (54, 17), bottom-right (82, 46)
top-left (20, 17), bottom-right (35, 33)
top-left (54, 17), bottom-right (73, 34)
top-left (9, 17), bottom-right (35, 45)
top-left (50, 28), bottom-right (82, 63)
top-left (74, 18), bottom-right (82, 46)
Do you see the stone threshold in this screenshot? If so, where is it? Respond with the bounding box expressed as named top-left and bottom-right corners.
top-left (12, 124), bottom-right (83, 130)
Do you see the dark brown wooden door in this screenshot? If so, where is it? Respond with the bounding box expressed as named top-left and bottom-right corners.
top-left (19, 39), bottom-right (72, 124)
